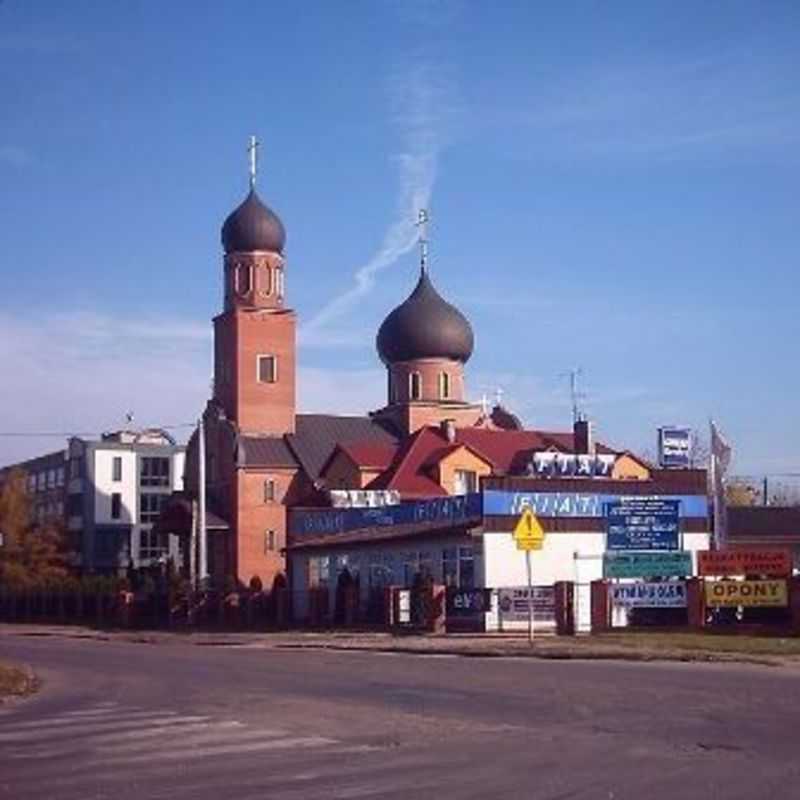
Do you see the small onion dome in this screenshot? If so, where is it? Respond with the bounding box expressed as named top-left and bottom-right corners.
top-left (376, 269), bottom-right (474, 365)
top-left (221, 189), bottom-right (286, 254)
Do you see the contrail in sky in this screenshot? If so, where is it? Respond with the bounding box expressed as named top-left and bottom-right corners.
top-left (300, 65), bottom-right (449, 344)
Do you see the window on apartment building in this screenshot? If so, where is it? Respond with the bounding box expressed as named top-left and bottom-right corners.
top-left (69, 457), bottom-right (81, 480)
top-left (27, 475), bottom-right (36, 494)
top-left (257, 354), bottom-right (278, 383)
top-left (439, 371), bottom-right (450, 400)
top-left (453, 469), bottom-right (477, 495)
top-left (111, 493), bottom-right (122, 520)
top-left (112, 456), bottom-right (122, 482)
top-left (140, 493), bottom-right (166, 524)
top-left (409, 371), bottom-right (422, 400)
top-left (139, 529), bottom-right (168, 561)
top-left (264, 478), bottom-right (277, 503)
top-left (56, 467), bottom-right (65, 487)
top-left (37, 472), bottom-right (46, 491)
top-left (47, 469), bottom-right (56, 489)
top-left (264, 530), bottom-right (276, 553)
top-left (140, 457), bottom-right (170, 488)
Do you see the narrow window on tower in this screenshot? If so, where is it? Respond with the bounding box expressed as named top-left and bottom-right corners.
top-left (235, 263), bottom-right (252, 295)
top-left (257, 355), bottom-right (278, 383)
top-left (409, 371), bottom-right (422, 400)
top-left (260, 265), bottom-right (272, 296)
top-left (439, 371), bottom-right (450, 400)
top-left (276, 269), bottom-right (284, 299)
top-left (265, 530), bottom-right (276, 553)
top-left (264, 478), bottom-right (276, 503)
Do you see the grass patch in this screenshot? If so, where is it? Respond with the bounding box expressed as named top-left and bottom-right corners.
top-left (0, 661), bottom-right (38, 700)
top-left (589, 631), bottom-right (800, 657)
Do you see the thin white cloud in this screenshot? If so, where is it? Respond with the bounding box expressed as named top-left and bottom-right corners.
top-left (300, 63), bottom-right (456, 346)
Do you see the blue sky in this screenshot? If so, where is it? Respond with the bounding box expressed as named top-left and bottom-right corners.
top-left (1, 0), bottom-right (799, 475)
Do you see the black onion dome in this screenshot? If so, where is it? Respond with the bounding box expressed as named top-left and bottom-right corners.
top-left (221, 189), bottom-right (286, 254)
top-left (376, 270), bottom-right (474, 365)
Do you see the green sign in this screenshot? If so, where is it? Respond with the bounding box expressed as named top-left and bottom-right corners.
top-left (603, 551), bottom-right (692, 579)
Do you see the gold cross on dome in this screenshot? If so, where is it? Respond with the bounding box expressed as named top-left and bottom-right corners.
top-left (247, 135), bottom-right (260, 189)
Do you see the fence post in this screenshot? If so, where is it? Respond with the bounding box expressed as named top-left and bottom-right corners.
top-left (789, 576), bottom-right (800, 634)
top-left (555, 581), bottom-right (576, 636)
top-left (590, 580), bottom-right (610, 633)
top-left (686, 577), bottom-right (705, 629)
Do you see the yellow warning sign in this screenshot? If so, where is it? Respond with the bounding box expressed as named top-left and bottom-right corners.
top-left (513, 508), bottom-right (545, 551)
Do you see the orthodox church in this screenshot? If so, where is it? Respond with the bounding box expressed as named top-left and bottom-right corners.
top-left (176, 149), bottom-right (664, 591)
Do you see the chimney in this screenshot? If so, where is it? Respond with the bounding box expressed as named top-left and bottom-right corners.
top-left (441, 418), bottom-right (457, 443)
top-left (574, 418), bottom-right (594, 455)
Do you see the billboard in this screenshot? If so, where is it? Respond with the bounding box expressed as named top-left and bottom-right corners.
top-left (497, 587), bottom-right (556, 622)
top-left (658, 427), bottom-right (692, 469)
top-left (606, 498), bottom-right (681, 551)
top-left (698, 549), bottom-right (792, 578)
top-left (483, 490), bottom-right (707, 519)
top-left (704, 580), bottom-right (788, 608)
top-left (611, 581), bottom-right (687, 608)
top-left (603, 551), bottom-right (692, 579)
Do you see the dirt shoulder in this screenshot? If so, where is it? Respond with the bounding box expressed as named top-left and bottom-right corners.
top-left (0, 660), bottom-right (38, 701)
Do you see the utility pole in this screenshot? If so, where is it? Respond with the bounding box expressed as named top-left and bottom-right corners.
top-left (198, 415), bottom-right (208, 587)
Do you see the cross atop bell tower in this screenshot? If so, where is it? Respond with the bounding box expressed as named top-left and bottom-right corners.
top-left (247, 134), bottom-right (259, 189)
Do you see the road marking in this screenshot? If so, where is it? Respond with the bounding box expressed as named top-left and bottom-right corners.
top-left (67, 735), bottom-right (340, 769)
top-left (0, 714), bottom-right (210, 742)
top-left (1, 709), bottom-right (178, 731)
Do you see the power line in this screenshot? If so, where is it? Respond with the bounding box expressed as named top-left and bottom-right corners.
top-left (0, 422), bottom-right (197, 438)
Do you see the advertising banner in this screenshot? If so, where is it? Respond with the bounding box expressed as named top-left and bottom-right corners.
top-left (603, 551), bottom-right (692, 579)
top-left (658, 427), bottom-right (692, 469)
top-left (606, 499), bottom-right (681, 551)
top-left (483, 490), bottom-right (708, 519)
top-left (498, 587), bottom-right (556, 622)
top-left (611, 581), bottom-right (687, 608)
top-left (445, 588), bottom-right (492, 617)
top-left (704, 580), bottom-right (788, 608)
top-left (698, 549), bottom-right (792, 578)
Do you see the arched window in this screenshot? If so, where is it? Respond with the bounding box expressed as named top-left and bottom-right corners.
top-left (235, 263), bottom-right (252, 295)
top-left (276, 269), bottom-right (284, 298)
top-left (260, 265), bottom-right (272, 296)
top-left (409, 371), bottom-right (422, 400)
top-left (439, 371), bottom-right (450, 400)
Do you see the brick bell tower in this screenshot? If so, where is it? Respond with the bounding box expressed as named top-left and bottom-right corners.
top-left (213, 137), bottom-right (296, 435)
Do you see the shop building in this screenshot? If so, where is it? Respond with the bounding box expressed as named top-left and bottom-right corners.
top-left (172, 146), bottom-right (710, 602)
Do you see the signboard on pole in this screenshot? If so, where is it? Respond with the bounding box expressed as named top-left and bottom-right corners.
top-left (698, 549), bottom-right (792, 578)
top-left (611, 581), bottom-right (687, 608)
top-left (603, 551), bottom-right (692, 579)
top-left (606, 499), bottom-right (680, 551)
top-left (704, 580), bottom-right (788, 608)
top-left (513, 508), bottom-right (545, 551)
top-left (658, 427), bottom-right (693, 469)
top-left (498, 587), bottom-right (556, 622)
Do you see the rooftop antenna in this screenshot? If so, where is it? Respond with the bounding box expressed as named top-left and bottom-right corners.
top-left (561, 367), bottom-right (585, 424)
top-left (480, 392), bottom-right (490, 417)
top-left (247, 134), bottom-right (259, 190)
top-left (416, 208), bottom-right (429, 274)
top-left (124, 411), bottom-right (135, 426)
top-left (495, 387), bottom-right (504, 408)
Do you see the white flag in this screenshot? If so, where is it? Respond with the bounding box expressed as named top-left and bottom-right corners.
top-left (709, 420), bottom-right (732, 549)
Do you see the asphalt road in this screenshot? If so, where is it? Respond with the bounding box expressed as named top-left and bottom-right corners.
top-left (1, 634), bottom-right (799, 800)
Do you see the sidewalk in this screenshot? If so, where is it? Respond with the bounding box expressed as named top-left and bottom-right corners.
top-left (3, 623), bottom-right (800, 667)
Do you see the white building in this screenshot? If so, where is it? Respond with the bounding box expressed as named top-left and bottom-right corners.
top-left (66, 430), bottom-right (185, 573)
